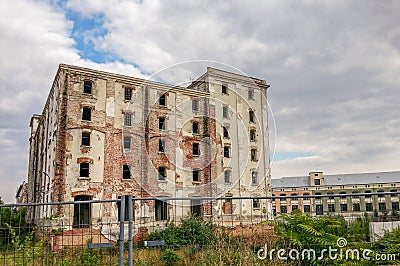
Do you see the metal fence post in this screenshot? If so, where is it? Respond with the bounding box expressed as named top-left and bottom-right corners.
top-left (118, 196), bottom-right (126, 266)
top-left (128, 195), bottom-right (133, 266)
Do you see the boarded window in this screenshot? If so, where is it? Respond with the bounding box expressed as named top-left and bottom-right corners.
top-left (224, 169), bottom-right (231, 183)
top-left (124, 113), bottom-right (132, 126)
top-left (192, 99), bottom-right (199, 111)
top-left (124, 136), bottom-right (131, 149)
top-left (223, 105), bottom-right (229, 118)
top-left (124, 88), bottom-right (132, 101)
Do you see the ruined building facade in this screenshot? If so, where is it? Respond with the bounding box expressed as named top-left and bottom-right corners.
top-left (27, 64), bottom-right (271, 234)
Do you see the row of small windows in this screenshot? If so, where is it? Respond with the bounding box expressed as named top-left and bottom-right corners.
top-left (276, 202), bottom-right (400, 214)
top-left (273, 191), bottom-right (399, 201)
top-left (87, 82), bottom-right (255, 102)
top-left (220, 84), bottom-right (256, 101)
top-left (79, 163), bottom-right (132, 180)
top-left (83, 82), bottom-right (167, 107)
top-left (221, 125), bottom-right (256, 142)
top-left (222, 146), bottom-right (257, 161)
top-left (223, 169), bottom-right (258, 185)
top-left (82, 105), bottom-right (254, 130)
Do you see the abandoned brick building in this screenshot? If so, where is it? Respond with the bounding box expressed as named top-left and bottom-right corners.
top-left (26, 64), bottom-right (271, 241)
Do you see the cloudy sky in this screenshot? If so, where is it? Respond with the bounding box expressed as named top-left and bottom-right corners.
top-left (1, 0), bottom-right (399, 202)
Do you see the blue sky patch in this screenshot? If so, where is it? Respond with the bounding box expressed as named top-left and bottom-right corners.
top-left (66, 10), bottom-right (118, 63)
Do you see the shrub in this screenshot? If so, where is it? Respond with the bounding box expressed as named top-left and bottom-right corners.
top-left (149, 215), bottom-right (216, 250)
top-left (160, 249), bottom-right (182, 266)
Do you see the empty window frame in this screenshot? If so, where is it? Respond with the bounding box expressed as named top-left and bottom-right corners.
top-left (193, 143), bottom-right (200, 156)
top-left (328, 204), bottom-right (335, 212)
top-left (192, 121), bottom-right (199, 134)
top-left (159, 139), bottom-right (165, 153)
top-left (192, 99), bottom-right (199, 112)
top-left (82, 107), bottom-right (91, 121)
top-left (190, 199), bottom-right (202, 216)
top-left (379, 202), bottom-right (386, 211)
top-left (124, 136), bottom-right (131, 149)
top-left (250, 149), bottom-right (257, 161)
top-left (83, 81), bottom-right (92, 94)
top-left (123, 165), bottom-right (131, 179)
top-left (249, 110), bottom-right (255, 123)
top-left (224, 169), bottom-right (232, 183)
top-left (80, 162), bottom-right (89, 177)
top-left (353, 203), bottom-right (361, 212)
top-left (124, 88), bottom-right (132, 101)
top-left (222, 84), bottom-right (228, 94)
top-left (316, 204), bottom-right (323, 215)
top-left (155, 199), bottom-right (168, 221)
top-left (251, 171), bottom-right (258, 185)
top-left (280, 205), bottom-right (287, 213)
top-left (159, 94), bottom-right (167, 106)
top-left (253, 199), bottom-right (261, 209)
top-left (223, 146), bottom-right (230, 158)
top-left (340, 204), bottom-right (348, 212)
top-left (223, 126), bottom-right (229, 139)
top-left (304, 205), bottom-right (311, 213)
top-left (314, 179), bottom-right (321, 186)
top-left (250, 129), bottom-right (256, 142)
top-left (222, 105), bottom-right (229, 118)
top-left (192, 169), bottom-right (200, 182)
top-left (124, 113), bottom-right (132, 126)
top-left (158, 167), bottom-right (166, 180)
top-left (365, 203), bottom-right (373, 211)
top-left (81, 132), bottom-right (90, 146)
top-left (159, 118), bottom-right (166, 130)
top-left (248, 89), bottom-right (254, 100)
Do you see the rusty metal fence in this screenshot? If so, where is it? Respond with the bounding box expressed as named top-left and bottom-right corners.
top-left (1, 193), bottom-right (399, 265)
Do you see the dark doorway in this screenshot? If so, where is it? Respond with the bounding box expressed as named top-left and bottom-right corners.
top-left (73, 196), bottom-right (92, 228)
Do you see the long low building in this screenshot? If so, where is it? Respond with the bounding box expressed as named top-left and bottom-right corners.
top-left (272, 171), bottom-right (400, 218)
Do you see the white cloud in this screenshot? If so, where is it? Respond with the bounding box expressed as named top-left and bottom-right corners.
top-left (0, 0), bottom-right (143, 202)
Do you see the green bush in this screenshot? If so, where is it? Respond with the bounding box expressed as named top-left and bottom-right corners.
top-left (149, 215), bottom-right (217, 250)
top-left (160, 249), bottom-right (182, 266)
